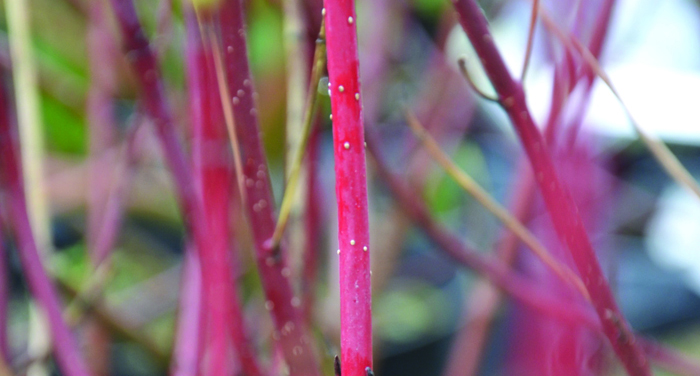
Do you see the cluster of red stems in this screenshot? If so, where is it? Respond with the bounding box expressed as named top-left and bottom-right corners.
top-left (0, 0), bottom-right (699, 375)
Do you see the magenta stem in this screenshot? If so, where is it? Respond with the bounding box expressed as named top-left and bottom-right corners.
top-left (302, 128), bottom-right (322, 324)
top-left (171, 243), bottom-right (203, 376)
top-left (218, 0), bottom-right (320, 374)
top-left (0, 80), bottom-right (91, 376)
top-left (323, 1), bottom-right (373, 375)
top-left (451, 1), bottom-right (650, 374)
top-left (107, 0), bottom-right (207, 243)
top-left (184, 10), bottom-right (232, 376)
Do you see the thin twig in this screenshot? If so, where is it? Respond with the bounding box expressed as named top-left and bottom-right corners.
top-left (443, 162), bottom-right (538, 376)
top-left (270, 20), bottom-right (326, 250)
top-left (208, 27), bottom-right (248, 207)
top-left (282, 0), bottom-right (312, 288)
top-left (366, 132), bottom-right (599, 329)
top-left (457, 57), bottom-right (499, 102)
top-left (520, 0), bottom-right (539, 83)
top-left (370, 129), bottom-right (700, 374)
top-left (405, 110), bottom-right (589, 299)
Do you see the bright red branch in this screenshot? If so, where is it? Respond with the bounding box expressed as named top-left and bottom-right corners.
top-left (323, 1), bottom-right (373, 376)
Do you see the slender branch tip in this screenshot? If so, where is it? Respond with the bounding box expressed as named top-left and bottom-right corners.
top-left (457, 57), bottom-right (499, 102)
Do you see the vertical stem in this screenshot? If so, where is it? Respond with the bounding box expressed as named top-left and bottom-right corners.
top-left (104, 2), bottom-right (239, 374)
top-left (323, 1), bottom-right (373, 375)
top-left (302, 128), bottom-right (322, 324)
top-left (270, 20), bottom-right (326, 249)
top-left (171, 244), bottom-right (204, 376)
top-left (4, 1), bottom-right (52, 374)
top-left (4, 0), bottom-right (50, 252)
top-left (184, 10), bottom-right (231, 376)
top-left (447, 4), bottom-right (620, 372)
top-left (451, 1), bottom-right (650, 374)
top-left (0, 80), bottom-right (91, 376)
top-left (217, 1), bottom-right (321, 374)
top-left (226, 242), bottom-right (264, 376)
top-left (282, 0), bottom-right (311, 281)
top-left (186, 9), bottom-right (264, 376)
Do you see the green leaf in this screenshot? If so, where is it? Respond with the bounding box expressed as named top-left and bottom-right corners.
top-left (41, 94), bottom-right (86, 155)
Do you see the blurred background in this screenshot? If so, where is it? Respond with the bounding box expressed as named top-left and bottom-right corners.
top-left (1, 0), bottom-right (700, 375)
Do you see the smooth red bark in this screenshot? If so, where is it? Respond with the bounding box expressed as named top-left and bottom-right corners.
top-left (323, 1), bottom-right (373, 375)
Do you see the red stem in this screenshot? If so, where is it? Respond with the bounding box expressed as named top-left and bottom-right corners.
top-left (186, 10), bottom-right (264, 375)
top-left (302, 128), bottom-right (322, 324)
top-left (323, 1), bottom-right (373, 375)
top-left (107, 0), bottom-right (206, 244)
top-left (184, 11), bottom-right (232, 376)
top-left (104, 2), bottom-right (250, 374)
top-left (451, 1), bottom-right (650, 374)
top-left (171, 243), bottom-right (204, 376)
top-left (447, 3), bottom-right (620, 371)
top-left (217, 1), bottom-right (320, 374)
top-left (0, 80), bottom-right (91, 376)
top-left (226, 247), bottom-right (264, 376)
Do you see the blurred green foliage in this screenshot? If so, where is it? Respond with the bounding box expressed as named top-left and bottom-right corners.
top-left (426, 141), bottom-right (490, 214)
